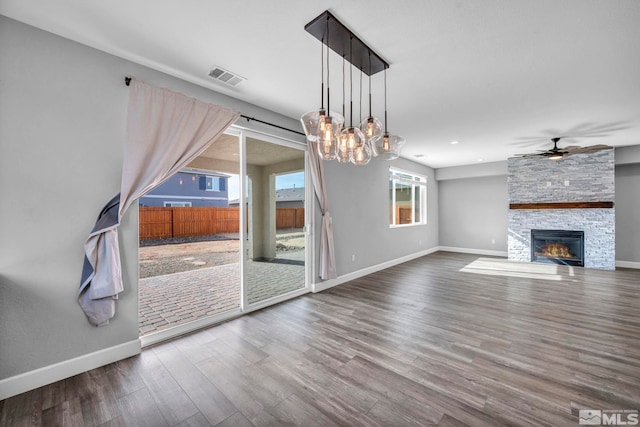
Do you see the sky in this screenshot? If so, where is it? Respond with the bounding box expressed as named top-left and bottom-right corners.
top-left (227, 171), bottom-right (304, 200)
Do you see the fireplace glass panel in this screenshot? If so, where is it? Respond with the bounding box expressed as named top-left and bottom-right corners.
top-left (531, 229), bottom-right (584, 267)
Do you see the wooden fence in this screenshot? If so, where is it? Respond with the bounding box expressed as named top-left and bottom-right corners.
top-left (391, 206), bottom-right (414, 225)
top-left (275, 207), bottom-right (305, 229)
top-left (139, 206), bottom-right (304, 240)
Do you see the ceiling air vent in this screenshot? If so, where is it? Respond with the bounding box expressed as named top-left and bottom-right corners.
top-left (208, 66), bottom-right (246, 87)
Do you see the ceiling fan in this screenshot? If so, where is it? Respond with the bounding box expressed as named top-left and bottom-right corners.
top-left (515, 137), bottom-right (611, 160)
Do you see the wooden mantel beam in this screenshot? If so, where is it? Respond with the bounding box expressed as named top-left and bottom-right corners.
top-left (509, 202), bottom-right (614, 210)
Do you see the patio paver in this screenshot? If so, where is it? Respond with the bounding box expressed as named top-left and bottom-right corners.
top-left (139, 250), bottom-right (305, 335)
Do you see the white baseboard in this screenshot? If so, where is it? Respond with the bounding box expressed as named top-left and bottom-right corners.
top-left (438, 246), bottom-right (508, 257)
top-left (616, 260), bottom-right (640, 269)
top-left (0, 339), bottom-right (141, 401)
top-left (439, 247), bottom-right (640, 270)
top-left (313, 247), bottom-right (440, 293)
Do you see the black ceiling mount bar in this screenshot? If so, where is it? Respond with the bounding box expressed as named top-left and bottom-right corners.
top-left (124, 77), bottom-right (304, 136)
top-left (304, 10), bottom-right (389, 76)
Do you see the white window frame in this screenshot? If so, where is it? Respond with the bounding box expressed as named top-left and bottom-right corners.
top-left (205, 176), bottom-right (221, 191)
top-left (164, 201), bottom-right (192, 207)
top-left (389, 167), bottom-right (427, 227)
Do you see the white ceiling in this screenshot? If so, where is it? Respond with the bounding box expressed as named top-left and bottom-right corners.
top-left (2, 0), bottom-right (639, 168)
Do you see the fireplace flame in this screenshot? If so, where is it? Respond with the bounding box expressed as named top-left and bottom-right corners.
top-left (537, 243), bottom-right (575, 259)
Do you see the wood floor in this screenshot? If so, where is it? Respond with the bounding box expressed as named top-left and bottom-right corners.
top-left (2, 252), bottom-right (640, 426)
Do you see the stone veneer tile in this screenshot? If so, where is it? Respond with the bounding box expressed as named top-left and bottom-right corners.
top-left (508, 149), bottom-right (614, 203)
top-left (507, 149), bottom-right (615, 270)
top-left (508, 209), bottom-right (615, 270)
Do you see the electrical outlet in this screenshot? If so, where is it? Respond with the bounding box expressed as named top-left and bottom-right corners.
top-left (351, 254), bottom-right (356, 262)
top-left (419, 239), bottom-right (422, 245)
top-left (546, 181), bottom-right (552, 187)
top-left (564, 180), bottom-right (570, 186)
top-left (491, 239), bottom-right (496, 244)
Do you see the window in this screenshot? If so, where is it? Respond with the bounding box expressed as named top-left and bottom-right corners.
top-left (199, 176), bottom-right (226, 192)
top-left (389, 168), bottom-right (426, 226)
top-left (164, 201), bottom-right (192, 207)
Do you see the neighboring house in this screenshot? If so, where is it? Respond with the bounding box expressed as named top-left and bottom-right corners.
top-left (275, 187), bottom-right (304, 208)
top-left (139, 168), bottom-right (230, 207)
top-left (229, 186), bottom-right (304, 208)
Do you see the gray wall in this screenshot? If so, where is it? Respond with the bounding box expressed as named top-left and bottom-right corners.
top-left (0, 16), bottom-right (304, 380)
top-left (0, 15), bottom-right (440, 382)
top-left (437, 154), bottom-right (640, 264)
top-left (615, 163), bottom-right (640, 262)
top-left (320, 157), bottom-right (439, 277)
top-left (438, 175), bottom-right (508, 252)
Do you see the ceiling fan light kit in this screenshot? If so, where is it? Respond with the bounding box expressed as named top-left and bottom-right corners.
top-left (301, 10), bottom-right (405, 165)
top-left (515, 137), bottom-right (612, 160)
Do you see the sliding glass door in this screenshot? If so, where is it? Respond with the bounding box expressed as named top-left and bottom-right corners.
top-left (138, 132), bottom-right (242, 338)
top-left (241, 133), bottom-right (308, 308)
top-left (139, 127), bottom-right (309, 343)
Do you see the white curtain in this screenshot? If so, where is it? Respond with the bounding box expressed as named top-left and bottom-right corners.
top-left (79, 78), bottom-right (240, 326)
top-left (307, 143), bottom-right (337, 280)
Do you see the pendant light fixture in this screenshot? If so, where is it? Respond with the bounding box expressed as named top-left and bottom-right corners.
top-left (300, 35), bottom-right (325, 144)
top-left (300, 16), bottom-right (343, 159)
top-left (340, 36), bottom-right (368, 165)
top-left (375, 67), bottom-right (405, 160)
top-left (351, 65), bottom-right (372, 165)
top-left (302, 11), bottom-right (404, 165)
top-left (360, 52), bottom-right (383, 154)
top-left (336, 54), bottom-right (351, 164)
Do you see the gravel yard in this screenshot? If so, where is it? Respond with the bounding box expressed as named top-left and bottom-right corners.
top-left (139, 230), bottom-right (304, 278)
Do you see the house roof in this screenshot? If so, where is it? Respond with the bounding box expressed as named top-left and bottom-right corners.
top-left (228, 187), bottom-right (304, 206)
top-left (275, 187), bottom-right (304, 203)
top-left (181, 168), bottom-right (230, 178)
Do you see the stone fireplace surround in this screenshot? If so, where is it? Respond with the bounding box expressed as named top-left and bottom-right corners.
top-left (507, 148), bottom-right (615, 270)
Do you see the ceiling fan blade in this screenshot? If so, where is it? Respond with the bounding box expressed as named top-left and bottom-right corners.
top-left (514, 152), bottom-right (541, 157)
top-left (566, 144), bottom-right (612, 154)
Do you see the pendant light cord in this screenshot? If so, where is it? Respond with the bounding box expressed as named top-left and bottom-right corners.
top-left (342, 55), bottom-right (346, 118)
top-left (384, 67), bottom-right (388, 133)
top-left (349, 36), bottom-right (353, 127)
top-left (325, 17), bottom-right (330, 115)
top-left (368, 53), bottom-right (372, 117)
top-left (320, 34), bottom-right (324, 110)
top-left (359, 67), bottom-right (363, 123)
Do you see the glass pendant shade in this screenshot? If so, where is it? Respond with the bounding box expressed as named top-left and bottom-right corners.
top-left (336, 150), bottom-right (351, 164)
top-left (336, 131), bottom-right (351, 163)
top-left (300, 109), bottom-right (325, 142)
top-left (351, 140), bottom-right (372, 165)
top-left (376, 132), bottom-right (405, 160)
top-left (359, 116), bottom-right (384, 145)
top-left (315, 113), bottom-right (345, 160)
top-left (338, 126), bottom-right (365, 163)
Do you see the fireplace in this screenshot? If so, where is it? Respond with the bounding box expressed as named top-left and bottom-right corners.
top-left (531, 229), bottom-right (584, 267)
